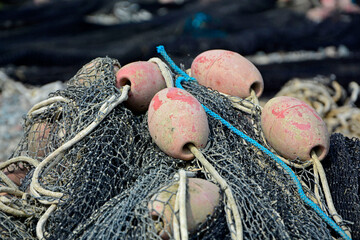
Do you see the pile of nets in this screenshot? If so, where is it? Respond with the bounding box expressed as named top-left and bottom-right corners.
top-left (0, 47), bottom-right (358, 240)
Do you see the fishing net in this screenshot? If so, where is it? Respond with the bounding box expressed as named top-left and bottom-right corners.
top-left (0, 48), bottom-right (358, 240)
top-left (323, 133), bottom-right (360, 240)
top-left (2, 0), bottom-right (360, 86)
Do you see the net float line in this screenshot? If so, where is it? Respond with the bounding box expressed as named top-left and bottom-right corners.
top-left (156, 45), bottom-right (351, 240)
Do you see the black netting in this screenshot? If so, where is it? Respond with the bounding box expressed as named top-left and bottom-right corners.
top-left (0, 54), bottom-right (358, 240)
top-left (0, 211), bottom-right (36, 240)
top-left (1, 0), bottom-right (360, 88)
top-left (323, 134), bottom-right (360, 240)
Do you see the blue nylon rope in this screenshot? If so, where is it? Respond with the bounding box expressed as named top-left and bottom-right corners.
top-left (157, 45), bottom-right (351, 240)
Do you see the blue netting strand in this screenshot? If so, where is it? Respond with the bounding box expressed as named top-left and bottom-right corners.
top-left (157, 45), bottom-right (351, 240)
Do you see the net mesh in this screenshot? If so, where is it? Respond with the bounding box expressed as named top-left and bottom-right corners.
top-left (0, 54), bottom-right (358, 240)
top-left (323, 133), bottom-right (360, 240)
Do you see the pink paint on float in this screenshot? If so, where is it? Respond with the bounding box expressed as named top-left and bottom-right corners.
top-left (191, 49), bottom-right (264, 98)
top-left (115, 61), bottom-right (166, 113)
top-left (27, 122), bottom-right (66, 159)
top-left (152, 94), bottom-right (163, 111)
top-left (166, 88), bottom-right (200, 111)
top-left (148, 88), bottom-right (209, 160)
top-left (261, 96), bottom-right (330, 161)
top-left (148, 178), bottom-right (220, 239)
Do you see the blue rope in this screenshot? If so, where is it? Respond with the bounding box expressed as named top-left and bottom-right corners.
top-left (157, 45), bottom-right (351, 240)
top-left (156, 45), bottom-right (195, 80)
top-left (191, 12), bottom-right (209, 29)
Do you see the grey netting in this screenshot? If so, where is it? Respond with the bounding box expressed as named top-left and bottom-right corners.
top-left (178, 82), bottom-right (334, 239)
top-left (0, 211), bottom-right (36, 239)
top-left (323, 134), bottom-right (360, 240)
top-left (0, 54), bottom-right (356, 240)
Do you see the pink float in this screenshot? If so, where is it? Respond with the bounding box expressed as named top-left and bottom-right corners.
top-left (261, 96), bottom-right (330, 161)
top-left (149, 178), bottom-right (220, 239)
top-left (76, 58), bottom-right (121, 87)
top-left (191, 49), bottom-right (264, 98)
top-left (116, 61), bottom-right (166, 113)
top-left (28, 122), bottom-right (52, 158)
top-left (147, 88), bottom-right (209, 160)
top-left (27, 122), bottom-right (65, 159)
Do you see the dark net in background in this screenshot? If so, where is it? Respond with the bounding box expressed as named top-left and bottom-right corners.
top-left (0, 0), bottom-right (360, 99)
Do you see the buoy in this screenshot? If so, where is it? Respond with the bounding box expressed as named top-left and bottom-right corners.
top-left (191, 49), bottom-right (264, 98)
top-left (3, 164), bottom-right (28, 186)
top-left (75, 58), bottom-right (120, 87)
top-left (261, 96), bottom-right (330, 161)
top-left (28, 122), bottom-right (52, 158)
top-left (27, 122), bottom-right (65, 159)
top-left (149, 178), bottom-right (220, 240)
top-left (116, 61), bottom-right (166, 113)
top-left (148, 88), bottom-right (209, 160)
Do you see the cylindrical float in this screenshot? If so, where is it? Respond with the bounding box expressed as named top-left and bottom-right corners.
top-left (3, 164), bottom-right (28, 186)
top-left (261, 96), bottom-right (330, 161)
top-left (75, 58), bottom-right (120, 87)
top-left (27, 122), bottom-right (52, 159)
top-left (191, 49), bottom-right (264, 98)
top-left (149, 178), bottom-right (220, 239)
top-left (148, 88), bottom-right (209, 160)
top-left (27, 122), bottom-right (65, 159)
top-left (116, 61), bottom-right (166, 113)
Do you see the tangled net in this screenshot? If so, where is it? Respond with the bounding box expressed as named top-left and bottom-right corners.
top-left (0, 47), bottom-right (358, 240)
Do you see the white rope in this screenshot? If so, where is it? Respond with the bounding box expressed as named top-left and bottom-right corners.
top-left (173, 169), bottom-right (188, 240)
top-left (26, 96), bottom-right (71, 124)
top-left (311, 151), bottom-right (352, 239)
top-left (0, 197), bottom-right (33, 217)
top-left (36, 204), bottom-right (57, 240)
top-left (149, 57), bottom-right (174, 88)
top-left (188, 144), bottom-right (243, 240)
top-left (0, 170), bottom-right (19, 190)
top-left (30, 86), bottom-right (130, 202)
top-left (0, 156), bottom-right (40, 192)
top-left (178, 170), bottom-right (188, 240)
top-left (348, 81), bottom-right (359, 105)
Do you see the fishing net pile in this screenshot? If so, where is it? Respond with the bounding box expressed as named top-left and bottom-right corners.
top-left (0, 47), bottom-right (358, 240)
